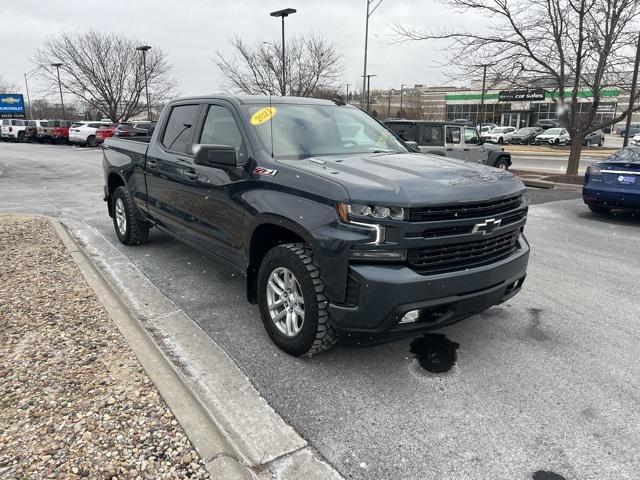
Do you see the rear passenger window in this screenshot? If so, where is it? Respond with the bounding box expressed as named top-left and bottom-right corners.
top-left (420, 125), bottom-right (444, 146)
top-left (199, 105), bottom-right (247, 163)
top-left (446, 126), bottom-right (461, 144)
top-left (162, 104), bottom-right (200, 153)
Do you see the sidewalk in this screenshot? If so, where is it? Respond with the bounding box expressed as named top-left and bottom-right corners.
top-left (0, 216), bottom-right (209, 479)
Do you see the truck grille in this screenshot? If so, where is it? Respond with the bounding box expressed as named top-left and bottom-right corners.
top-left (406, 228), bottom-right (520, 273)
top-left (407, 194), bottom-right (524, 222)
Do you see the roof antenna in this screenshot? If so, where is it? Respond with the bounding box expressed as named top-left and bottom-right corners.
top-left (269, 93), bottom-right (274, 158)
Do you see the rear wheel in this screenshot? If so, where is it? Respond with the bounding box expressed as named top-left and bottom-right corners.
top-left (598, 139), bottom-right (603, 147)
top-left (585, 139), bottom-right (592, 147)
top-left (554, 138), bottom-right (560, 145)
top-left (588, 205), bottom-right (611, 215)
top-left (87, 135), bottom-right (97, 147)
top-left (257, 243), bottom-right (337, 357)
top-left (497, 137), bottom-right (504, 145)
top-left (111, 186), bottom-right (150, 245)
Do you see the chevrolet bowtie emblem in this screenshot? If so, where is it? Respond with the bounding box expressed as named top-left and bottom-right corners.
top-left (472, 218), bottom-right (502, 235)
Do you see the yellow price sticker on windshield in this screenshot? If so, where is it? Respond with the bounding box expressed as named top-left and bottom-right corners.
top-left (250, 107), bottom-right (277, 125)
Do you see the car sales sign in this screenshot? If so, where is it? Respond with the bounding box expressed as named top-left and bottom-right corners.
top-left (0, 94), bottom-right (26, 118)
top-left (498, 89), bottom-right (545, 102)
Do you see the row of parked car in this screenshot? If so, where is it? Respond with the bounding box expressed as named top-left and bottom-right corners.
top-left (0, 119), bottom-right (156, 146)
top-left (480, 125), bottom-right (605, 146)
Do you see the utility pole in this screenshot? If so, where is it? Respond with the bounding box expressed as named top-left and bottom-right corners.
top-left (400, 83), bottom-right (405, 115)
top-left (362, 74), bottom-right (377, 112)
top-left (50, 63), bottom-right (66, 120)
top-left (270, 8), bottom-right (297, 96)
top-left (346, 84), bottom-right (351, 104)
top-left (24, 72), bottom-right (33, 120)
top-left (387, 89), bottom-right (391, 118)
top-left (623, 32), bottom-right (640, 147)
top-left (361, 0), bottom-right (382, 106)
top-left (474, 63), bottom-right (494, 126)
top-left (136, 46), bottom-right (152, 121)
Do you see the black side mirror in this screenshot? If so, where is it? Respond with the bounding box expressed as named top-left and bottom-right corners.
top-left (193, 144), bottom-right (237, 169)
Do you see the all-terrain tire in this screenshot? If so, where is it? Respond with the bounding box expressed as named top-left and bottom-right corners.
top-left (494, 158), bottom-right (509, 170)
top-left (257, 243), bottom-right (337, 357)
top-left (112, 186), bottom-right (150, 245)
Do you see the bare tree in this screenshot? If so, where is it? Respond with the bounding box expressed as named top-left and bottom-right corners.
top-left (394, 0), bottom-right (640, 175)
top-left (214, 34), bottom-right (343, 97)
top-left (404, 95), bottom-right (445, 121)
top-left (34, 30), bottom-right (176, 122)
top-left (0, 76), bottom-right (18, 94)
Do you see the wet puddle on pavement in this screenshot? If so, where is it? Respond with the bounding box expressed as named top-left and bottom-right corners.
top-left (533, 470), bottom-right (567, 480)
top-left (409, 333), bottom-right (460, 374)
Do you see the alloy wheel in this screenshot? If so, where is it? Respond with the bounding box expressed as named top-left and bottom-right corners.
top-left (266, 267), bottom-right (305, 337)
top-left (115, 198), bottom-right (127, 236)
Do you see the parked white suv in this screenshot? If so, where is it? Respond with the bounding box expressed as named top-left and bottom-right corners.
top-left (0, 119), bottom-right (29, 142)
top-left (534, 127), bottom-right (570, 145)
top-left (69, 121), bottom-right (110, 147)
top-left (484, 126), bottom-right (516, 144)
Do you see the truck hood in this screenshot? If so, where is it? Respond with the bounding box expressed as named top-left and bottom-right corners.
top-left (279, 153), bottom-right (524, 205)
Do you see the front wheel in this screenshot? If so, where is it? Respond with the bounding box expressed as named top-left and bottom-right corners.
top-left (494, 158), bottom-right (509, 170)
top-left (257, 243), bottom-right (337, 357)
top-left (111, 186), bottom-right (150, 245)
top-left (585, 139), bottom-right (592, 147)
top-left (497, 137), bottom-right (504, 145)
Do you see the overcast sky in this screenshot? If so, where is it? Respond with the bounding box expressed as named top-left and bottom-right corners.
top-left (1, 0), bottom-right (476, 102)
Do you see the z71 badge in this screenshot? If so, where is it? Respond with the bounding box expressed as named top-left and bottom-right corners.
top-left (254, 167), bottom-right (278, 177)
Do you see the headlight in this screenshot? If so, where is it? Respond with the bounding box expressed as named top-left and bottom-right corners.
top-left (338, 203), bottom-right (405, 221)
top-left (586, 165), bottom-right (601, 175)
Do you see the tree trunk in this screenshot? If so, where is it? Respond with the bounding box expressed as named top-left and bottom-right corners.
top-left (566, 135), bottom-right (584, 176)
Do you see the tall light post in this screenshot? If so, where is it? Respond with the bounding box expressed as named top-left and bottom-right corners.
top-left (362, 74), bottom-right (377, 112)
top-left (400, 83), bottom-right (406, 114)
top-left (23, 66), bottom-right (44, 120)
top-left (51, 62), bottom-right (66, 120)
top-left (270, 8), bottom-right (297, 96)
top-left (387, 89), bottom-right (391, 118)
top-left (474, 63), bottom-right (495, 125)
top-left (361, 0), bottom-right (383, 106)
top-left (345, 83), bottom-right (351, 104)
top-left (136, 45), bottom-right (152, 121)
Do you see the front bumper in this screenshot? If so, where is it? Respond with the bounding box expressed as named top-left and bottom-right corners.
top-left (328, 235), bottom-right (529, 341)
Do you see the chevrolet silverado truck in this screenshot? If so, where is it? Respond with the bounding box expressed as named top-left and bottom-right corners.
top-left (384, 119), bottom-right (512, 169)
top-left (103, 96), bottom-right (530, 357)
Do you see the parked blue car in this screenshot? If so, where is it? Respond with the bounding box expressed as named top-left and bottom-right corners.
top-left (583, 145), bottom-right (640, 214)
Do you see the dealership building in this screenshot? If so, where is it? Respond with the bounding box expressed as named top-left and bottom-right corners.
top-left (410, 83), bottom-right (636, 132)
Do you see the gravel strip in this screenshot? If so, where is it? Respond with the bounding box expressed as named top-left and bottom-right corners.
top-left (0, 216), bottom-right (209, 479)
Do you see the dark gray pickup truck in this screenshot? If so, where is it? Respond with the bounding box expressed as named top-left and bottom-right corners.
top-left (103, 95), bottom-right (529, 357)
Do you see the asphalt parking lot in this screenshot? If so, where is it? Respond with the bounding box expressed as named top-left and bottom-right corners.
top-left (1, 142), bottom-right (639, 480)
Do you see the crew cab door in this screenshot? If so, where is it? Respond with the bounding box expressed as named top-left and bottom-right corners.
top-left (144, 102), bottom-right (201, 240)
top-left (178, 102), bottom-right (248, 267)
top-left (461, 127), bottom-right (486, 163)
top-left (444, 125), bottom-right (464, 159)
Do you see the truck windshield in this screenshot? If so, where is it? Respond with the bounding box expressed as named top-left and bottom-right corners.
top-left (243, 104), bottom-right (407, 159)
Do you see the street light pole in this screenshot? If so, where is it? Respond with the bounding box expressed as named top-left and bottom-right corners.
top-left (400, 83), bottom-right (405, 114)
top-left (387, 89), bottom-right (391, 118)
top-left (24, 73), bottom-right (33, 120)
top-left (474, 63), bottom-right (494, 126)
top-left (623, 32), bottom-right (640, 147)
top-left (136, 45), bottom-right (152, 121)
top-left (362, 74), bottom-right (377, 112)
top-left (346, 84), bottom-right (351, 104)
top-left (361, 0), bottom-right (382, 106)
top-left (270, 8), bottom-right (297, 96)
top-left (51, 63), bottom-right (65, 120)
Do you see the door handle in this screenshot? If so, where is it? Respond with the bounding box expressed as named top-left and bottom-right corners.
top-left (446, 148), bottom-right (453, 151)
top-left (183, 169), bottom-right (199, 180)
top-left (146, 159), bottom-right (157, 169)
top-left (463, 148), bottom-right (470, 151)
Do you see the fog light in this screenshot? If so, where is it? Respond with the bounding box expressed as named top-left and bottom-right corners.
top-left (400, 310), bottom-right (420, 324)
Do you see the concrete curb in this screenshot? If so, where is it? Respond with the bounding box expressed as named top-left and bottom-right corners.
top-left (50, 217), bottom-right (343, 480)
top-left (520, 178), bottom-right (582, 191)
top-left (48, 218), bottom-right (254, 480)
